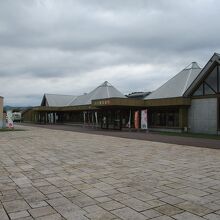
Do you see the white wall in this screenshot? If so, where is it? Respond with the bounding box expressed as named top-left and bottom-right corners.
top-left (188, 98), bottom-right (218, 134)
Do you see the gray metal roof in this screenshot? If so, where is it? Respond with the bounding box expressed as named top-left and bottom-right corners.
top-left (42, 94), bottom-right (77, 107)
top-left (69, 81), bottom-right (126, 106)
top-left (145, 62), bottom-right (202, 100)
top-left (41, 81), bottom-right (125, 107)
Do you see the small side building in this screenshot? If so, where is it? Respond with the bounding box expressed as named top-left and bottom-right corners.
top-left (185, 53), bottom-right (220, 134)
top-left (144, 53), bottom-right (220, 134)
top-left (0, 96), bottom-right (3, 128)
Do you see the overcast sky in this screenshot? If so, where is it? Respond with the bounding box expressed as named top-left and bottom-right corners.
top-left (0, 0), bottom-right (220, 106)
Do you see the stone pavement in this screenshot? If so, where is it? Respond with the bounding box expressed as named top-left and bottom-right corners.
top-left (0, 125), bottom-right (220, 220)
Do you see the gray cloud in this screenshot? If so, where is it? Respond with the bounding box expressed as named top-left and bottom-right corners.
top-left (0, 0), bottom-right (220, 105)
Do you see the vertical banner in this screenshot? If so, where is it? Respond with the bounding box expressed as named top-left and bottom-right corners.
top-left (141, 109), bottom-right (148, 130)
top-left (95, 112), bottom-right (98, 127)
top-left (91, 112), bottom-right (94, 127)
top-left (7, 110), bottom-right (14, 129)
top-left (83, 111), bottom-right (86, 125)
top-left (134, 111), bottom-right (139, 129)
top-left (127, 109), bottom-right (131, 128)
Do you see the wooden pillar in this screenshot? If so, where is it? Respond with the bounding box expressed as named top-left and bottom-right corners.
top-left (53, 112), bottom-right (56, 124)
top-left (34, 112), bottom-right (38, 123)
top-left (40, 112), bottom-right (42, 124)
top-left (45, 112), bottom-right (47, 123)
top-left (43, 112), bottom-right (46, 124)
top-left (62, 112), bottom-right (64, 123)
top-left (179, 107), bottom-right (188, 130)
top-left (119, 110), bottom-right (122, 130)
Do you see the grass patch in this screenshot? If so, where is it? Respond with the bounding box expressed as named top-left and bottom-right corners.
top-left (157, 131), bottom-right (220, 140)
top-left (0, 128), bottom-right (25, 132)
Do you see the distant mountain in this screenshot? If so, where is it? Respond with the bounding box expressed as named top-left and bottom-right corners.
top-left (3, 106), bottom-right (32, 112)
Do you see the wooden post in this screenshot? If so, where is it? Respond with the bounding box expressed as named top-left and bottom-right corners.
top-left (179, 107), bottom-right (188, 132)
top-left (53, 112), bottom-right (56, 124)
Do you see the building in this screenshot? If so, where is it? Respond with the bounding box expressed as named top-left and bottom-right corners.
top-left (144, 62), bottom-right (202, 132)
top-left (186, 53), bottom-right (220, 134)
top-left (23, 81), bottom-right (130, 129)
top-left (0, 96), bottom-right (3, 128)
top-left (144, 53), bottom-right (220, 134)
top-left (23, 53), bottom-right (220, 134)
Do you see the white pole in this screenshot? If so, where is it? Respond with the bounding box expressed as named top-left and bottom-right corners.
top-left (128, 109), bottom-right (131, 129)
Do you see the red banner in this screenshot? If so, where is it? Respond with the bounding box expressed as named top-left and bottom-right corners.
top-left (134, 111), bottom-right (139, 129)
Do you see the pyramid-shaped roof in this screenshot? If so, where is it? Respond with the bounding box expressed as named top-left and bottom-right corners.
top-left (70, 81), bottom-right (126, 106)
top-left (145, 62), bottom-right (202, 100)
top-left (41, 94), bottom-right (77, 107)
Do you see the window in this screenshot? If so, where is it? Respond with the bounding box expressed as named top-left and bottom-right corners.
top-left (218, 98), bottom-right (220, 130)
top-left (218, 66), bottom-right (220, 92)
top-left (149, 109), bottom-right (179, 127)
top-left (193, 84), bottom-right (203, 96)
top-left (204, 83), bottom-right (215, 95)
top-left (205, 66), bottom-right (218, 92)
top-left (193, 65), bottom-right (220, 97)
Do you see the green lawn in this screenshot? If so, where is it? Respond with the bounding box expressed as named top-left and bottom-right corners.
top-left (158, 131), bottom-right (220, 140)
top-left (0, 128), bottom-right (25, 132)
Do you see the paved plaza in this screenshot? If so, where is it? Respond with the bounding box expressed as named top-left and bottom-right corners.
top-left (0, 126), bottom-right (220, 220)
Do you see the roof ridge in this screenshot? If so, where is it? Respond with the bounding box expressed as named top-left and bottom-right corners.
top-left (181, 67), bottom-right (193, 95)
top-left (45, 93), bottom-right (75, 96)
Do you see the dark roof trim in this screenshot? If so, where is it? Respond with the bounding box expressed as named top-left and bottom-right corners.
top-left (40, 94), bottom-right (46, 106)
top-left (33, 104), bottom-right (97, 112)
top-left (144, 97), bottom-right (191, 107)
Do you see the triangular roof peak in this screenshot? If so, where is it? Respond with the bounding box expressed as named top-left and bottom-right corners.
top-left (69, 81), bottom-right (125, 106)
top-left (184, 62), bottom-right (201, 70)
top-left (99, 81), bottom-right (113, 87)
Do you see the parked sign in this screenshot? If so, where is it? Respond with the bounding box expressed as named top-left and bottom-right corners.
top-left (141, 109), bottom-right (148, 130)
top-left (7, 110), bottom-right (14, 128)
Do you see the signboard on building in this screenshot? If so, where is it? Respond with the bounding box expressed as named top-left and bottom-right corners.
top-left (141, 109), bottom-right (148, 130)
top-left (7, 110), bottom-right (14, 128)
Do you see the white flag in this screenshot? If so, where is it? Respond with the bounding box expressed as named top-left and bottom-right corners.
top-left (141, 109), bottom-right (148, 130)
